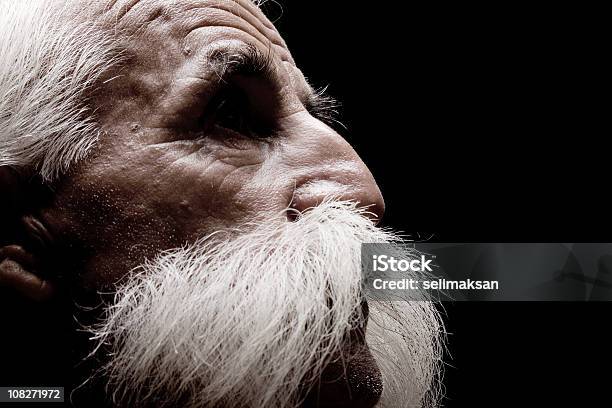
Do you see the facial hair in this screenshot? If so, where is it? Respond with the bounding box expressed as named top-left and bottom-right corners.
top-left (85, 200), bottom-right (444, 408)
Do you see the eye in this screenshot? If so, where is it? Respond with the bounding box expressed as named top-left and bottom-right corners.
top-left (210, 86), bottom-right (252, 135)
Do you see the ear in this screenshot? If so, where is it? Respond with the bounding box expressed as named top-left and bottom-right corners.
top-left (0, 167), bottom-right (56, 301)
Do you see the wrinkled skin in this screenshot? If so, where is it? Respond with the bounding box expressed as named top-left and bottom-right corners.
top-left (32, 0), bottom-right (385, 407)
top-left (44, 0), bottom-right (384, 290)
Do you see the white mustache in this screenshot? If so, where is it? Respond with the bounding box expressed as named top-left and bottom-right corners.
top-left (87, 200), bottom-right (444, 408)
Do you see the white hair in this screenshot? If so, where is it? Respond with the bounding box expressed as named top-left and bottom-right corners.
top-left (86, 201), bottom-right (444, 407)
top-left (0, 0), bottom-right (119, 181)
top-left (0, 0), bottom-right (275, 183)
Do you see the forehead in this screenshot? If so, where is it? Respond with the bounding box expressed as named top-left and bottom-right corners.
top-left (87, 0), bottom-right (312, 127)
top-left (100, 0), bottom-right (294, 64)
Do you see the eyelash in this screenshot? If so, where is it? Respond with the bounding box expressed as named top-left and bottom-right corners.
top-left (306, 86), bottom-right (346, 132)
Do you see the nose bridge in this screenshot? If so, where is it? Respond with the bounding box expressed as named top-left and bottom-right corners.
top-left (283, 113), bottom-right (385, 223)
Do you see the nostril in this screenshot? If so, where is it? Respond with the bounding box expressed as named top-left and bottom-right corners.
top-left (286, 207), bottom-right (299, 222)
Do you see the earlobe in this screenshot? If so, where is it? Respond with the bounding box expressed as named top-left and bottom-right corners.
top-left (0, 245), bottom-right (55, 301)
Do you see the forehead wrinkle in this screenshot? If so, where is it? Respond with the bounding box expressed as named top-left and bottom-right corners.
top-left (209, 0), bottom-right (282, 41)
top-left (181, 2), bottom-right (285, 51)
top-left (98, 0), bottom-right (167, 37)
top-left (178, 7), bottom-right (273, 53)
top-left (107, 0), bottom-right (143, 21)
top-left (103, 0), bottom-right (293, 66)
top-left (104, 0), bottom-right (280, 41)
top-left (101, 0), bottom-right (121, 12)
top-left (178, 7), bottom-right (293, 65)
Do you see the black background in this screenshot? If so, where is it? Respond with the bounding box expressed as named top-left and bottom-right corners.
top-left (275, 1), bottom-right (609, 407)
top-left (1, 1), bottom-right (609, 407)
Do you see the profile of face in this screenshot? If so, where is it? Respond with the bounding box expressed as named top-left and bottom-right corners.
top-left (0, 1), bottom-right (443, 407)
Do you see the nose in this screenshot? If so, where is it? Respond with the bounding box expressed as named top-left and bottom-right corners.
top-left (285, 114), bottom-right (385, 224)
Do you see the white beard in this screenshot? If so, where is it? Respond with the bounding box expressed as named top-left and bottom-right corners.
top-left (87, 200), bottom-right (444, 408)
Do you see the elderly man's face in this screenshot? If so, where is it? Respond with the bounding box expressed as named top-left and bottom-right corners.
top-left (0, 0), bottom-right (446, 406)
top-left (43, 0), bottom-right (384, 290)
top-left (0, 1), bottom-right (444, 407)
top-left (34, 1), bottom-right (392, 406)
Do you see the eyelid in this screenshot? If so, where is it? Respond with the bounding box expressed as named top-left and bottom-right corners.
top-left (203, 83), bottom-right (273, 138)
top-left (203, 45), bottom-right (344, 133)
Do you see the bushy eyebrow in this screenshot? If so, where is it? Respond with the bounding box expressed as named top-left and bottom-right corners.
top-left (207, 44), bottom-right (276, 81)
top-left (207, 45), bottom-right (345, 130)
top-left (304, 84), bottom-right (345, 131)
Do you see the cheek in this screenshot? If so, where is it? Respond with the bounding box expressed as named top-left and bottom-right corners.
top-left (138, 136), bottom-right (280, 235)
top-left (42, 132), bottom-right (292, 289)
